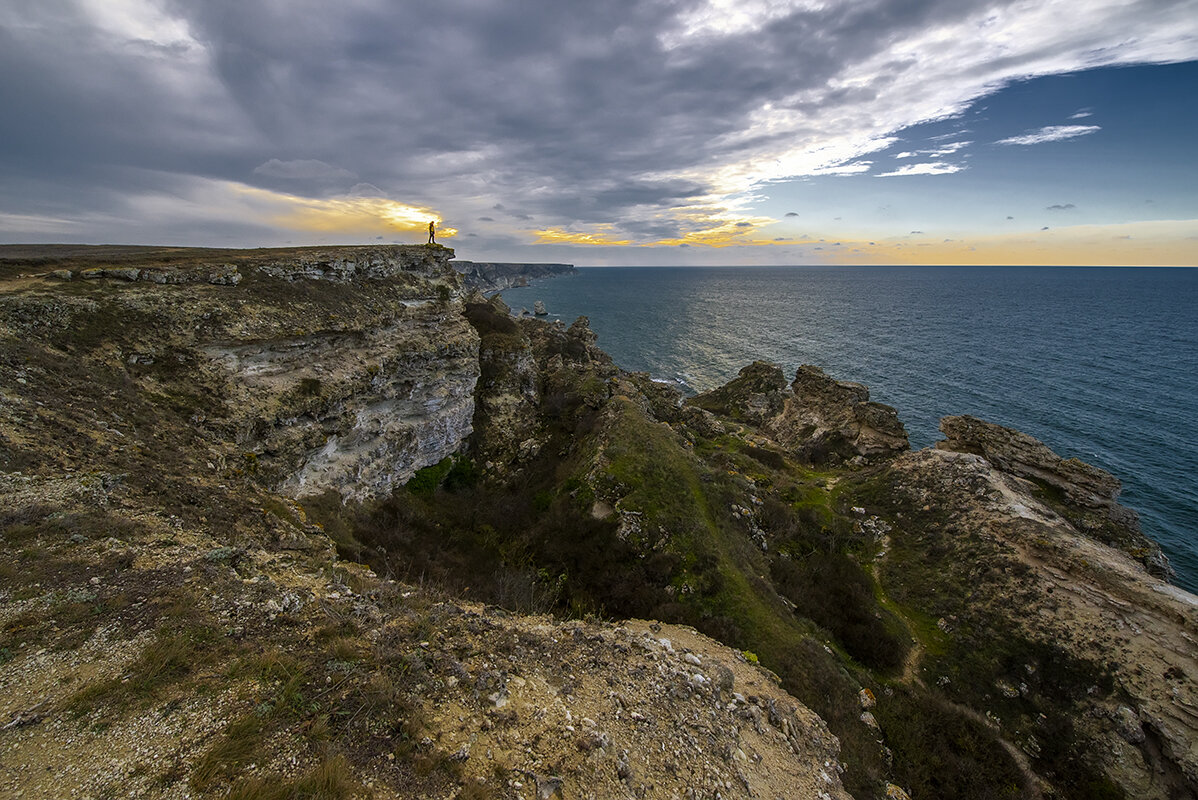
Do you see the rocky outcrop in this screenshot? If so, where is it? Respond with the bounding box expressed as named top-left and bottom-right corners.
top-left (689, 361), bottom-right (790, 425)
top-left (533, 299), bottom-right (548, 316)
top-left (0, 244), bottom-right (479, 502)
top-left (452, 260), bottom-right (575, 293)
top-left (463, 295), bottom-right (542, 470)
top-left (937, 414), bottom-right (1170, 576)
top-left (938, 415), bottom-right (1121, 508)
top-left (769, 365), bottom-right (908, 462)
top-left (690, 362), bottom-right (908, 463)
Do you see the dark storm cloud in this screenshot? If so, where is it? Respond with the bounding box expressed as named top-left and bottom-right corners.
top-left (1, 0), bottom-right (1195, 246)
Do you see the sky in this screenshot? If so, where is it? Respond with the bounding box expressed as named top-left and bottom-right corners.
top-left (1, 0), bottom-right (1196, 266)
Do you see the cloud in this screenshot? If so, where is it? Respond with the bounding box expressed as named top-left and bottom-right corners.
top-left (1046, 203), bottom-right (1076, 211)
top-left (0, 212), bottom-right (87, 235)
top-left (800, 161), bottom-right (874, 176)
top-left (996, 125), bottom-right (1101, 146)
top-left (252, 159), bottom-right (356, 180)
top-left (927, 141), bottom-right (971, 156)
top-left (0, 0), bottom-right (1195, 253)
top-left (784, 211), bottom-right (799, 217)
top-left (876, 162), bottom-right (965, 177)
top-left (1070, 110), bottom-right (1093, 119)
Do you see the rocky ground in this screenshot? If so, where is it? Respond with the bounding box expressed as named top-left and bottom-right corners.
top-left (1, 245), bottom-right (1194, 799)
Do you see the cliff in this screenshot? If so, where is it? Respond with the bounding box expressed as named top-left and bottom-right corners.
top-left (452, 261), bottom-right (576, 294)
top-left (1, 245), bottom-right (1194, 800)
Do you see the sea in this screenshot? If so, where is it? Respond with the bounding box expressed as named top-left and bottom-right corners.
top-left (500, 266), bottom-right (1198, 594)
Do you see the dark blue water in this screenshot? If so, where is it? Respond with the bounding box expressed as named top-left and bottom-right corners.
top-left (502, 266), bottom-right (1198, 593)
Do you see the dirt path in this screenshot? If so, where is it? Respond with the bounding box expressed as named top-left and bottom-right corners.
top-left (870, 533), bottom-right (1046, 799)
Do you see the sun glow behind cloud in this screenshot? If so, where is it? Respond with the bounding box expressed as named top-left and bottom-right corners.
top-left (234, 185), bottom-right (456, 238)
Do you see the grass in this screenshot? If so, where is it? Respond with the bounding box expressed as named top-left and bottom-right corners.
top-left (225, 754), bottom-right (364, 800)
top-left (190, 714), bottom-right (268, 792)
top-left (873, 686), bottom-right (1025, 800)
top-left (67, 624), bottom-right (221, 714)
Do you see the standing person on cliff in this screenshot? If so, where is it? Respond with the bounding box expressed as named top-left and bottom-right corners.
top-left (428, 221), bottom-right (436, 245)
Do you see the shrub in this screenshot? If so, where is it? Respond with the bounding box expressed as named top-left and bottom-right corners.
top-left (874, 687), bottom-right (1025, 800)
top-left (771, 552), bottom-right (909, 671)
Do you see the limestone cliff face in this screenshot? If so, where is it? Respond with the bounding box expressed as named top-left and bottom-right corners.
top-left (211, 309), bottom-right (479, 501)
top-left (0, 245), bottom-right (480, 501)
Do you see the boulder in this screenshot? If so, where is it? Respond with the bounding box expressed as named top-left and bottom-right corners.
top-left (534, 300), bottom-right (548, 316)
top-left (938, 415), bottom-right (1121, 508)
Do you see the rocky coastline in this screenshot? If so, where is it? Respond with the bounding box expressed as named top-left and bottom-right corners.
top-left (452, 261), bottom-right (576, 294)
top-left (0, 245), bottom-right (1194, 800)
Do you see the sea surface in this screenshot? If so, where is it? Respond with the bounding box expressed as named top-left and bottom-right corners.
top-left (501, 266), bottom-right (1198, 593)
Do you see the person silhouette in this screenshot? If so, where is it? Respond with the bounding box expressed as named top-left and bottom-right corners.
top-left (428, 221), bottom-right (436, 245)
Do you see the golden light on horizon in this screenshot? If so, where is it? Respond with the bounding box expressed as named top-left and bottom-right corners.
top-left (844, 220), bottom-right (1198, 266)
top-left (533, 226), bottom-right (633, 246)
top-left (534, 211), bottom-right (782, 249)
top-left (234, 184), bottom-right (456, 239)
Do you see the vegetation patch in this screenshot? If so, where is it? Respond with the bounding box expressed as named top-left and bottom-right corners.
top-left (771, 551), bottom-right (910, 671)
top-left (67, 624), bottom-right (223, 714)
top-left (874, 686), bottom-right (1025, 800)
top-left (225, 754), bottom-right (364, 800)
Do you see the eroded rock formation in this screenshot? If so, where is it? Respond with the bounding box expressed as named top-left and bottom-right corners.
top-left (937, 414), bottom-right (1171, 577)
top-left (691, 362), bottom-right (909, 462)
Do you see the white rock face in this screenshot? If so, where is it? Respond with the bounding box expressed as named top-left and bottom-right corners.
top-left (283, 354), bottom-right (479, 500)
top-left (206, 302), bottom-right (480, 500)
